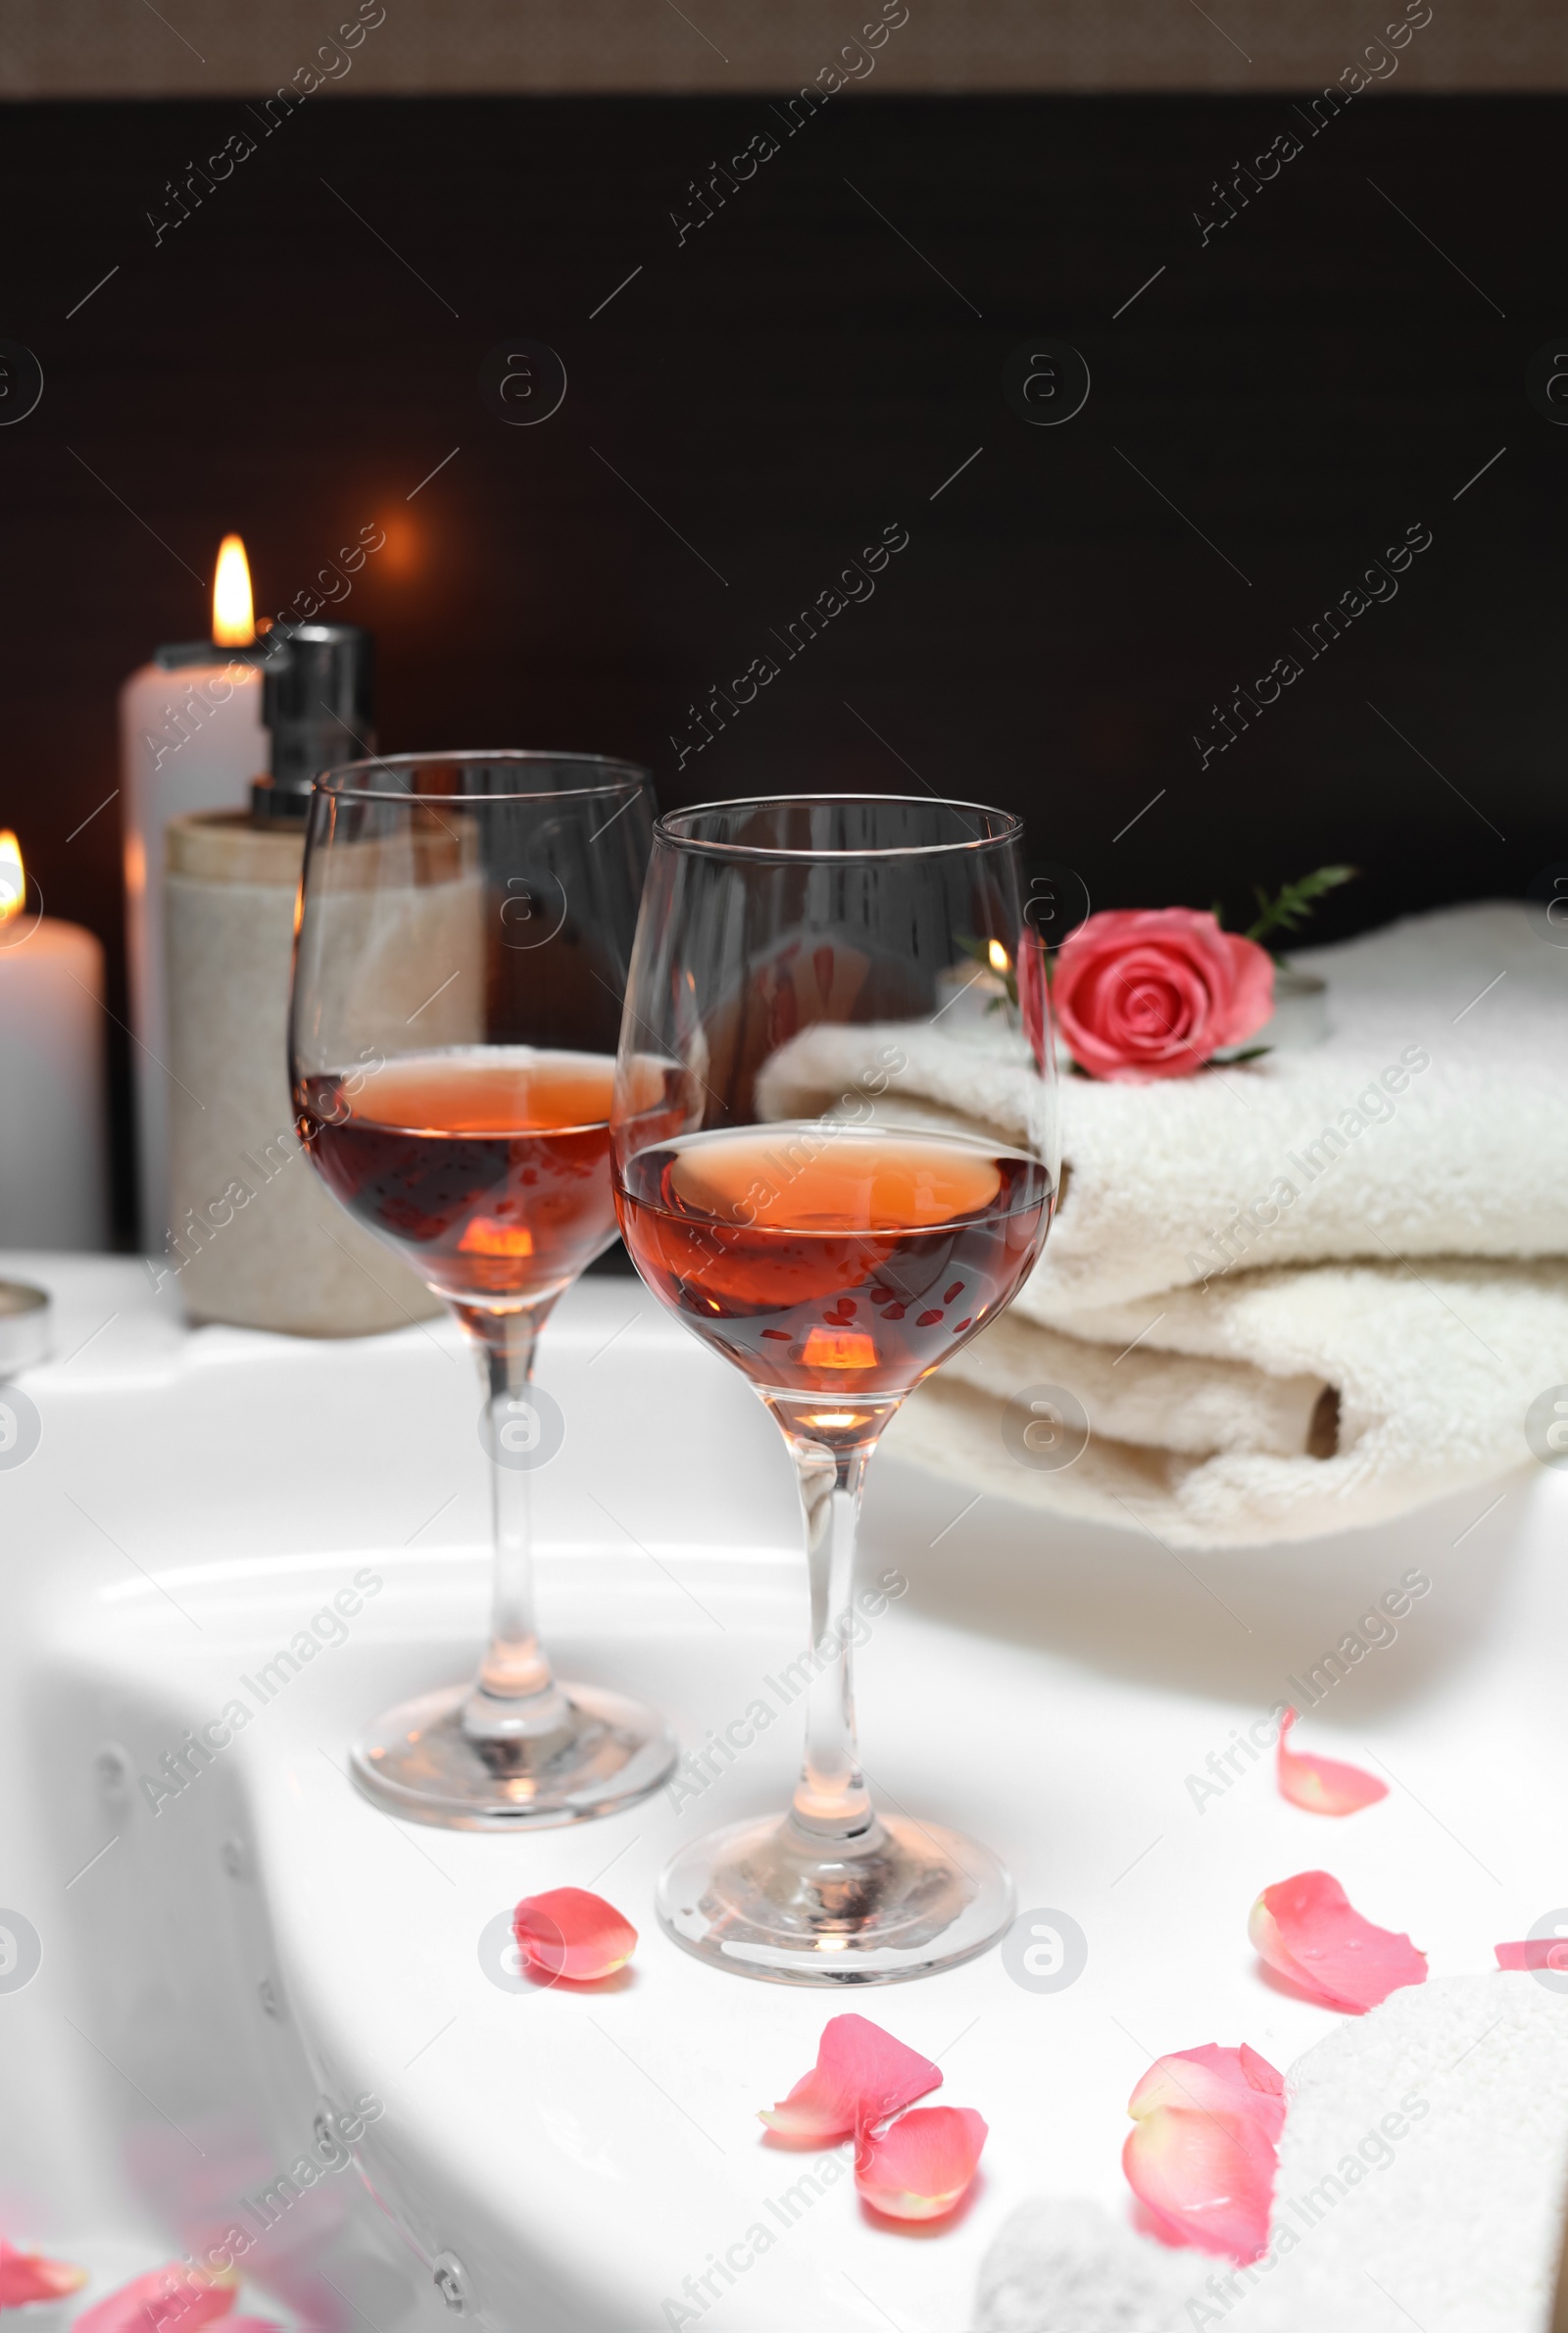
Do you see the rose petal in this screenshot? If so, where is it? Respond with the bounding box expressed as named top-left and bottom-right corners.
top-left (73, 2263), bottom-right (235, 2333)
top-left (1249, 1870), bottom-right (1427, 2013)
top-left (760, 2012), bottom-right (942, 2145)
top-left (0, 2240), bottom-right (87, 2307)
top-left (1123, 2104), bottom-right (1277, 2260)
top-left (512, 1888), bottom-right (637, 1983)
top-left (1276, 1709), bottom-right (1389, 1817)
top-left (1127, 2044), bottom-right (1285, 2146)
top-left (855, 2106), bottom-right (987, 2221)
top-left (1495, 1939), bottom-right (1568, 1972)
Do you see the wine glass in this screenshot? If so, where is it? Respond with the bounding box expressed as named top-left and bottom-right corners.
top-left (611, 795), bottom-right (1057, 1981)
top-left (290, 751), bottom-right (677, 1829)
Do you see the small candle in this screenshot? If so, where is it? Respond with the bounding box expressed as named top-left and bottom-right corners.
top-left (120, 534), bottom-right (268, 1249)
top-left (0, 832), bottom-right (109, 1250)
top-left (935, 940), bottom-right (1012, 1027)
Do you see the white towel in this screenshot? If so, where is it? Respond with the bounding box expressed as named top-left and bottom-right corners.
top-left (886, 1257), bottom-right (1568, 1547)
top-left (976, 2195), bottom-right (1201, 2331)
top-left (760, 903), bottom-right (1568, 1312)
top-left (759, 904), bottom-right (1568, 1545)
top-left (974, 1975), bottom-right (1568, 2333)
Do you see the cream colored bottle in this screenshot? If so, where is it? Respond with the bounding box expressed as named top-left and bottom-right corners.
top-left (159, 810), bottom-right (445, 1334)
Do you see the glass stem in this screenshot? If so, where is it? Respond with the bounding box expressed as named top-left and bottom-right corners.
top-left (460, 1309), bottom-right (571, 1744)
top-left (783, 1432), bottom-right (881, 1847)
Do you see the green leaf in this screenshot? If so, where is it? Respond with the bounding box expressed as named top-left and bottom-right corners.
top-left (1244, 865), bottom-right (1358, 951)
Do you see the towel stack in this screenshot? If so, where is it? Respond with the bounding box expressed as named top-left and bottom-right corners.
top-left (761, 904), bottom-right (1568, 1547)
top-left (975, 1974), bottom-right (1568, 2330)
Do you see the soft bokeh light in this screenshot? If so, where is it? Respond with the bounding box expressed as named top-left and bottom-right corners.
top-left (373, 512), bottom-right (421, 578)
top-left (0, 831), bottom-right (24, 924)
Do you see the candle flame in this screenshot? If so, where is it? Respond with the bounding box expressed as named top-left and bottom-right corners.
top-left (212, 534), bottom-right (255, 646)
top-left (988, 939), bottom-right (1010, 973)
top-left (0, 831), bottom-right (23, 925)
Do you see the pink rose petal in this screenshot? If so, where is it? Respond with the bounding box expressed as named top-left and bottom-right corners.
top-left (1249, 1870), bottom-right (1427, 2013)
top-left (760, 2013), bottom-right (942, 2145)
top-left (1123, 2102), bottom-right (1277, 2261)
top-left (0, 2240), bottom-right (87, 2307)
top-left (855, 2105), bottom-right (987, 2221)
top-left (1276, 1709), bottom-right (1389, 1817)
top-left (1495, 1938), bottom-right (1568, 1972)
top-left (1124, 2044), bottom-right (1284, 2261)
top-left (1127, 2044), bottom-right (1285, 2147)
top-left (512, 1888), bottom-right (637, 1983)
top-left (73, 2262), bottom-right (235, 2333)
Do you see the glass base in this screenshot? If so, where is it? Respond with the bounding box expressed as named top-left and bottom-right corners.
top-left (351, 1681), bottom-right (677, 1831)
top-left (657, 1811), bottom-right (1014, 1985)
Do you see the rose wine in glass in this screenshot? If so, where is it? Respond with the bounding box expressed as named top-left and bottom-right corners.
top-left (300, 1050), bottom-right (621, 1309)
top-left (617, 1129), bottom-right (1049, 1396)
top-left (612, 796), bottom-right (1057, 1981)
top-left (290, 753), bottom-right (677, 1829)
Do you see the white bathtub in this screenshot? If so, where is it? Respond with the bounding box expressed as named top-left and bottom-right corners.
top-left (0, 1253), bottom-right (1556, 2330)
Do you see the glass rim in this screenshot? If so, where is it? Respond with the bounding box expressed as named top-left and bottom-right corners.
top-left (655, 792), bottom-right (1021, 862)
top-left (313, 749), bottom-right (652, 805)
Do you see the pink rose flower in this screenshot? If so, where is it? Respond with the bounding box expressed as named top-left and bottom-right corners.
top-left (1052, 908), bottom-right (1273, 1082)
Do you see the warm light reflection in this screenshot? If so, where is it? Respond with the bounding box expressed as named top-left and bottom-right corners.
top-left (212, 534), bottom-right (255, 645)
top-left (801, 1328), bottom-right (878, 1370)
top-left (0, 832), bottom-right (24, 924)
top-left (457, 1218), bottom-right (535, 1258)
top-left (988, 939), bottom-right (1010, 973)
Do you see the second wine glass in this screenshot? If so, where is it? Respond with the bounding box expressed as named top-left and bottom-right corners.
top-left (612, 794), bottom-right (1057, 1981)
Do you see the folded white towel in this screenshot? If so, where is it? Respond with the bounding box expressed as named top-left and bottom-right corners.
top-left (760, 903), bottom-right (1568, 1545)
top-left (975, 1975), bottom-right (1568, 2333)
top-left (760, 902), bottom-right (1568, 1312)
top-left (888, 1257), bottom-right (1568, 1547)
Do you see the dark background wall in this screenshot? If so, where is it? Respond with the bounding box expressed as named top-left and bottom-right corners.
top-left (0, 89), bottom-right (1562, 1241)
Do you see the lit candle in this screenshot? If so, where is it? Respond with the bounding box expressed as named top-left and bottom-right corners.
top-left (120, 535), bottom-right (268, 1249)
top-left (0, 832), bottom-right (109, 1250)
top-left (934, 938), bottom-right (1013, 1026)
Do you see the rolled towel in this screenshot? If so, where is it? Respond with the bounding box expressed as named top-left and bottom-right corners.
top-left (889, 1257), bottom-right (1568, 1546)
top-left (929, 1304), bottom-right (1333, 1461)
top-left (975, 1974), bottom-right (1568, 2333)
top-left (757, 901), bottom-right (1568, 1313)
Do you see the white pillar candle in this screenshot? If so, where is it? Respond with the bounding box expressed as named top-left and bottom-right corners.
top-left (120, 534), bottom-right (267, 1250)
top-left (0, 838), bottom-right (109, 1250)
